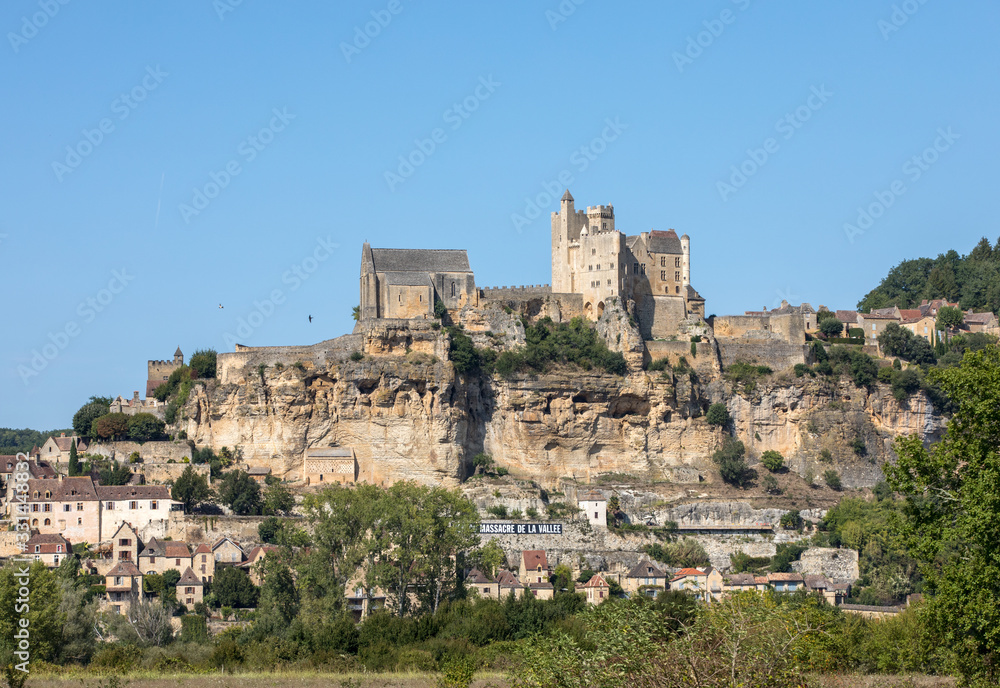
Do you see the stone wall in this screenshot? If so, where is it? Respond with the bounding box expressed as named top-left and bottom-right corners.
top-left (716, 339), bottom-right (808, 371)
top-left (637, 295), bottom-right (687, 340)
top-left (139, 462), bottom-right (211, 486)
top-left (792, 546), bottom-right (860, 581)
top-left (88, 440), bottom-right (192, 463)
top-left (480, 285), bottom-right (552, 300)
top-left (645, 339), bottom-right (720, 378)
top-left (163, 512), bottom-right (286, 547)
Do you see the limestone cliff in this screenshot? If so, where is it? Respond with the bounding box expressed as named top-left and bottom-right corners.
top-left (177, 319), bottom-right (945, 491)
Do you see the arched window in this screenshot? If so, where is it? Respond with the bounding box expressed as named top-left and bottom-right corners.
top-left (31, 519), bottom-right (38, 527)
top-left (451, 282), bottom-right (456, 297)
top-left (43, 518), bottom-right (51, 526)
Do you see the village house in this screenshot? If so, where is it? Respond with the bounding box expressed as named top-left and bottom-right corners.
top-left (109, 391), bottom-right (166, 419)
top-left (918, 299), bottom-right (959, 318)
top-left (625, 560), bottom-right (667, 597)
top-left (528, 579), bottom-right (555, 600)
top-left (669, 567), bottom-right (724, 602)
top-left (25, 533), bottom-right (71, 567)
top-left (212, 536), bottom-right (245, 564)
top-left (722, 573), bottom-right (761, 594)
top-left (496, 570), bottom-right (524, 599)
top-left (835, 310), bottom-right (859, 336)
top-left (581, 573), bottom-right (610, 605)
top-left (767, 572), bottom-right (805, 592)
top-left (963, 310), bottom-right (999, 333)
top-left (465, 568), bottom-right (499, 600)
top-left (803, 575), bottom-right (848, 605)
top-left (245, 466), bottom-right (272, 485)
top-left (193, 543), bottom-right (215, 583)
top-left (105, 560), bottom-right (145, 614)
top-left (96, 484), bottom-right (175, 541)
top-left (858, 311), bottom-right (901, 347)
top-left (19, 476), bottom-right (101, 543)
top-left (900, 311), bottom-right (937, 344)
top-left (137, 537), bottom-right (192, 575)
top-left (577, 490), bottom-right (607, 529)
top-left (242, 545), bottom-right (278, 585)
top-left (111, 523), bottom-right (141, 563)
top-left (38, 433), bottom-right (87, 465)
top-left (519, 550), bottom-right (550, 584)
top-left (176, 567), bottom-right (205, 607)
top-left (345, 578), bottom-right (386, 622)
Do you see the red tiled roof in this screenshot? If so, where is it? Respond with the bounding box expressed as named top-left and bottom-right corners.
top-left (106, 560), bottom-right (142, 577)
top-left (195, 544), bottom-right (211, 554)
top-left (496, 570), bottom-right (521, 587)
top-left (835, 310), bottom-right (858, 323)
top-left (522, 550), bottom-right (547, 571)
top-left (26, 533), bottom-right (71, 553)
top-left (670, 568), bottom-right (705, 582)
top-left (898, 309), bottom-right (923, 321)
top-left (581, 574), bottom-right (609, 588)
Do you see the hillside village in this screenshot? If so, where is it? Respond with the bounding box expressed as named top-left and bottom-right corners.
top-left (4, 191), bottom-right (994, 637)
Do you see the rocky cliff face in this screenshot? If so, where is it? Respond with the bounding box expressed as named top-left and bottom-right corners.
top-left (178, 320), bottom-right (946, 490)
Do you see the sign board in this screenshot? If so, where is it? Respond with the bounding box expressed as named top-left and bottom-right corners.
top-left (479, 522), bottom-right (563, 535)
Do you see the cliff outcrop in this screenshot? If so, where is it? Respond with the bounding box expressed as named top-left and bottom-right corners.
top-left (177, 320), bottom-right (946, 490)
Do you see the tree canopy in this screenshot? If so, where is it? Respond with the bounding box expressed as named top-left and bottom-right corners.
top-left (171, 465), bottom-right (211, 513)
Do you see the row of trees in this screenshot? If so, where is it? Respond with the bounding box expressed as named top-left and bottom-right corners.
top-left (170, 465), bottom-right (295, 516)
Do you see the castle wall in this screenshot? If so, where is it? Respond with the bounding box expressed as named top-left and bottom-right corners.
top-left (644, 340), bottom-right (720, 378)
top-left (87, 440), bottom-right (192, 464)
top-left (481, 285), bottom-right (552, 300)
top-left (637, 295), bottom-right (687, 339)
top-left (716, 339), bottom-right (808, 371)
top-left (219, 336), bottom-right (363, 384)
top-left (385, 284), bottom-right (433, 319)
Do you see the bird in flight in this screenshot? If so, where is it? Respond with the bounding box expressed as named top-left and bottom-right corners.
top-left (218, 304), bottom-right (224, 309)
top-left (308, 315), bottom-right (313, 323)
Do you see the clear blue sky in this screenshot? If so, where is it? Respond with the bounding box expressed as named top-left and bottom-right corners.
top-left (2, 1), bottom-right (998, 430)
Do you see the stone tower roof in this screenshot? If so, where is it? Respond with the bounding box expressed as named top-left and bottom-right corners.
top-left (369, 248), bottom-right (471, 273)
top-left (174, 346), bottom-right (182, 357)
top-left (647, 230), bottom-right (683, 254)
top-left (561, 189), bottom-right (573, 202)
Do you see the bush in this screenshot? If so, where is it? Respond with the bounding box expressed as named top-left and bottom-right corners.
top-left (486, 505), bottom-right (508, 519)
top-left (705, 403), bottom-right (730, 427)
top-left (793, 363), bottom-right (812, 378)
top-left (647, 357), bottom-right (670, 372)
top-left (492, 317), bottom-right (627, 378)
top-left (189, 349), bottom-right (218, 378)
top-left (760, 450), bottom-right (783, 472)
top-left (349, 351), bottom-right (364, 362)
top-left (725, 362), bottom-right (772, 393)
top-left (761, 473), bottom-right (780, 494)
top-left (891, 368), bottom-right (921, 402)
top-left (850, 436), bottom-right (867, 457)
top-left (713, 437), bottom-right (754, 488)
top-left (779, 511), bottom-right (803, 530)
top-left (820, 318), bottom-right (844, 337)
top-left (823, 469), bottom-right (842, 490)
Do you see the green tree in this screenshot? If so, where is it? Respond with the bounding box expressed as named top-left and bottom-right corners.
top-left (99, 460), bottom-right (132, 486)
top-left (473, 538), bottom-right (505, 578)
top-left (713, 436), bottom-right (753, 488)
top-left (0, 562), bottom-right (64, 687)
top-left (886, 346), bottom-right (1000, 685)
top-left (253, 558), bottom-right (298, 635)
top-left (72, 396), bottom-right (111, 439)
top-left (171, 465), bottom-right (211, 513)
top-left (68, 440), bottom-right (79, 476)
top-left (56, 578), bottom-right (97, 664)
top-left (823, 469), bottom-right (842, 491)
top-left (188, 348), bottom-right (218, 379)
top-left (212, 566), bottom-right (258, 608)
top-left (258, 516), bottom-right (282, 544)
top-left (126, 413), bottom-right (165, 442)
top-left (936, 305), bottom-right (964, 334)
top-left (180, 614), bottom-right (208, 643)
top-left (819, 318), bottom-right (844, 338)
top-left (262, 480), bottom-right (295, 516)
top-left (760, 450), bottom-right (784, 472)
top-left (352, 305), bottom-right (361, 322)
top-left (93, 412), bottom-right (129, 440)
top-left (705, 403), bottom-right (730, 427)
top-left (217, 470), bottom-right (263, 515)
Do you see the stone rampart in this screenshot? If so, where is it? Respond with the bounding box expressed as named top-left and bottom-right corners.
top-left (791, 546), bottom-right (860, 581)
top-left (87, 440), bottom-right (192, 463)
top-left (139, 462), bottom-right (211, 486)
top-left (480, 285), bottom-right (552, 300)
top-left (645, 339), bottom-right (720, 378)
top-left (716, 339), bottom-right (808, 371)
top-left (219, 334), bottom-right (364, 384)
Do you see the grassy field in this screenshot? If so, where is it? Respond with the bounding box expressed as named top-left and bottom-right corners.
top-left (24, 671), bottom-right (957, 688)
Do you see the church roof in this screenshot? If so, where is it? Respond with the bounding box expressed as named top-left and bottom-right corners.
top-left (647, 230), bottom-right (683, 255)
top-left (370, 248), bottom-right (471, 274)
top-left (382, 271), bottom-right (433, 287)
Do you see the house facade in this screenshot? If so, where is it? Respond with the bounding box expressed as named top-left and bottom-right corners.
top-left (26, 533), bottom-right (71, 567)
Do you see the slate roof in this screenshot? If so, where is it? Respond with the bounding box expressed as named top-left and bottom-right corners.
top-left (561, 189), bottom-right (573, 202)
top-left (25, 477), bottom-right (98, 501)
top-left (95, 485), bottom-right (170, 500)
top-left (767, 572), bottom-right (804, 582)
top-left (687, 285), bottom-right (704, 301)
top-left (628, 561), bottom-right (666, 579)
top-left (803, 575), bottom-right (830, 590)
top-left (466, 568), bottom-right (496, 585)
top-left (29, 461), bottom-right (57, 479)
top-left (305, 447), bottom-right (354, 457)
top-left (522, 550), bottom-right (548, 571)
top-left (177, 567), bottom-right (203, 587)
top-left (646, 230), bottom-right (683, 255)
top-left (106, 560), bottom-right (142, 578)
top-left (496, 570), bottom-right (521, 587)
top-left (370, 248), bottom-right (471, 274)
top-left (835, 310), bottom-right (859, 324)
top-left (725, 573), bottom-right (757, 586)
top-left (579, 490), bottom-right (605, 502)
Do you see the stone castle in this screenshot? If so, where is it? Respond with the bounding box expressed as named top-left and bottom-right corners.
top-left (146, 347), bottom-right (184, 397)
top-left (359, 190), bottom-right (705, 340)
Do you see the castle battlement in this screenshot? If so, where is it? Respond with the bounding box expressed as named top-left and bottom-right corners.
top-left (481, 284), bottom-right (553, 300)
top-left (147, 359), bottom-right (174, 366)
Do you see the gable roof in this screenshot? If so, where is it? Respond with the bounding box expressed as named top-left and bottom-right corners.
top-left (670, 567), bottom-right (705, 582)
top-left (767, 572), bottom-right (804, 582)
top-left (964, 311), bottom-right (997, 324)
top-left (106, 560), bottom-right (142, 577)
top-left (646, 229), bottom-right (683, 255)
top-left (521, 550), bottom-right (548, 571)
top-left (195, 544), bottom-right (212, 554)
top-left (96, 485), bottom-right (170, 500)
top-left (627, 561), bottom-right (665, 579)
top-left (177, 567), bottom-right (203, 586)
top-left (803, 575), bottom-right (830, 590)
top-left (835, 310), bottom-right (859, 323)
top-left (26, 533), bottom-right (71, 548)
top-left (369, 248), bottom-right (471, 274)
top-left (466, 568), bottom-right (496, 585)
top-left (581, 573), bottom-right (609, 589)
top-left (898, 309), bottom-right (923, 322)
top-left (724, 573), bottom-right (757, 586)
top-left (579, 490), bottom-right (605, 502)
top-left (26, 477), bottom-right (98, 502)
top-left (496, 570), bottom-right (521, 587)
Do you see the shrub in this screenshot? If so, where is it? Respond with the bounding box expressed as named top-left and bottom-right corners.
top-left (891, 368), bottom-right (921, 402)
top-left (823, 469), bottom-right (843, 490)
top-left (820, 318), bottom-right (844, 337)
top-left (647, 357), bottom-right (670, 372)
top-left (760, 450), bottom-right (783, 472)
top-left (705, 403), bottom-right (730, 427)
top-left (849, 327), bottom-right (865, 339)
top-left (725, 362), bottom-right (772, 392)
top-left (850, 436), bottom-right (867, 457)
top-left (433, 298), bottom-right (447, 320)
top-left (819, 448), bottom-right (833, 463)
top-left (189, 349), bottom-right (218, 378)
top-left (793, 363), bottom-right (811, 377)
top-left (491, 317), bottom-right (627, 378)
top-left (779, 511), bottom-right (803, 530)
top-left (486, 505), bottom-right (508, 519)
top-left (526, 507), bottom-right (539, 519)
top-left (761, 473), bottom-right (780, 494)
top-left (349, 351), bottom-right (364, 362)
top-left (713, 437), bottom-right (753, 488)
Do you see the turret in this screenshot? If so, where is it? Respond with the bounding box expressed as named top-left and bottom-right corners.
top-left (173, 347), bottom-right (183, 364)
top-left (680, 233), bottom-right (690, 287)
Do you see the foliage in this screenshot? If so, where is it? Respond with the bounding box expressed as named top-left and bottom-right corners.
top-left (126, 413), bottom-right (166, 442)
top-left (68, 440), bottom-right (80, 476)
top-left (760, 450), bottom-right (783, 472)
top-left (730, 551), bottom-right (772, 574)
top-left (352, 305), bottom-right (360, 322)
top-left (643, 538), bottom-right (710, 569)
top-left (823, 469), bottom-right (842, 490)
top-left (712, 436), bottom-right (754, 488)
top-left (72, 395), bottom-right (112, 439)
top-left (761, 473), bottom-right (779, 494)
top-left (828, 346), bottom-right (879, 389)
top-left (433, 298), bottom-right (447, 320)
top-left (886, 345), bottom-right (1000, 685)
top-left (263, 480), bottom-right (295, 516)
top-left (171, 465), bottom-right (211, 513)
top-left (819, 317), bottom-right (844, 337)
top-left (877, 323), bottom-right (936, 365)
top-left (647, 357), bottom-right (670, 372)
top-left (471, 539), bottom-right (506, 578)
top-left (704, 403), bottom-right (730, 427)
top-left (349, 350), bottom-right (364, 362)
top-left (106, 598), bottom-right (175, 647)
top-left (216, 470), bottom-right (263, 515)
top-left (437, 654), bottom-right (475, 688)
top-left (724, 362), bottom-right (772, 393)
top-left (769, 543), bottom-right (807, 573)
top-left (153, 365), bottom-right (192, 402)
top-left (492, 317), bottom-right (627, 378)
top-left (0, 562), bottom-right (63, 686)
top-left (56, 578), bottom-right (98, 664)
top-left (98, 460), bottom-right (132, 486)
top-left (93, 412), bottom-right (130, 440)
top-left (188, 349), bottom-right (217, 379)
top-left (935, 305), bottom-right (964, 333)
top-left (180, 614), bottom-right (208, 643)
top-left (779, 511), bottom-right (803, 530)
top-left (891, 367), bottom-right (922, 402)
top-left (213, 566), bottom-right (259, 609)
top-left (0, 426), bottom-right (73, 453)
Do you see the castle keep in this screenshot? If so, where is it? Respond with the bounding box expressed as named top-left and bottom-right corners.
top-left (359, 190), bottom-right (705, 339)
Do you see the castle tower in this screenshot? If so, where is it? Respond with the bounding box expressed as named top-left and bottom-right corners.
top-left (552, 189), bottom-right (590, 293)
top-left (680, 234), bottom-right (690, 288)
top-left (173, 347), bottom-right (183, 365)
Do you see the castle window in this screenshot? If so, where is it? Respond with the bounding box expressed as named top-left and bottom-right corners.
top-left (607, 279), bottom-right (611, 286)
top-left (676, 286), bottom-right (680, 294)
top-left (633, 262), bottom-right (638, 274)
top-left (451, 282), bottom-right (456, 297)
top-left (597, 264), bottom-right (601, 270)
top-left (675, 257), bottom-right (681, 268)
top-left (660, 257), bottom-right (666, 267)
top-left (44, 518), bottom-right (50, 526)
top-left (660, 271), bottom-right (666, 281)
top-left (419, 295), bottom-right (422, 302)
top-left (592, 248), bottom-right (596, 255)
top-left (77, 503), bottom-right (83, 510)
top-left (675, 271), bottom-right (680, 281)
top-left (602, 222), bottom-right (607, 230)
